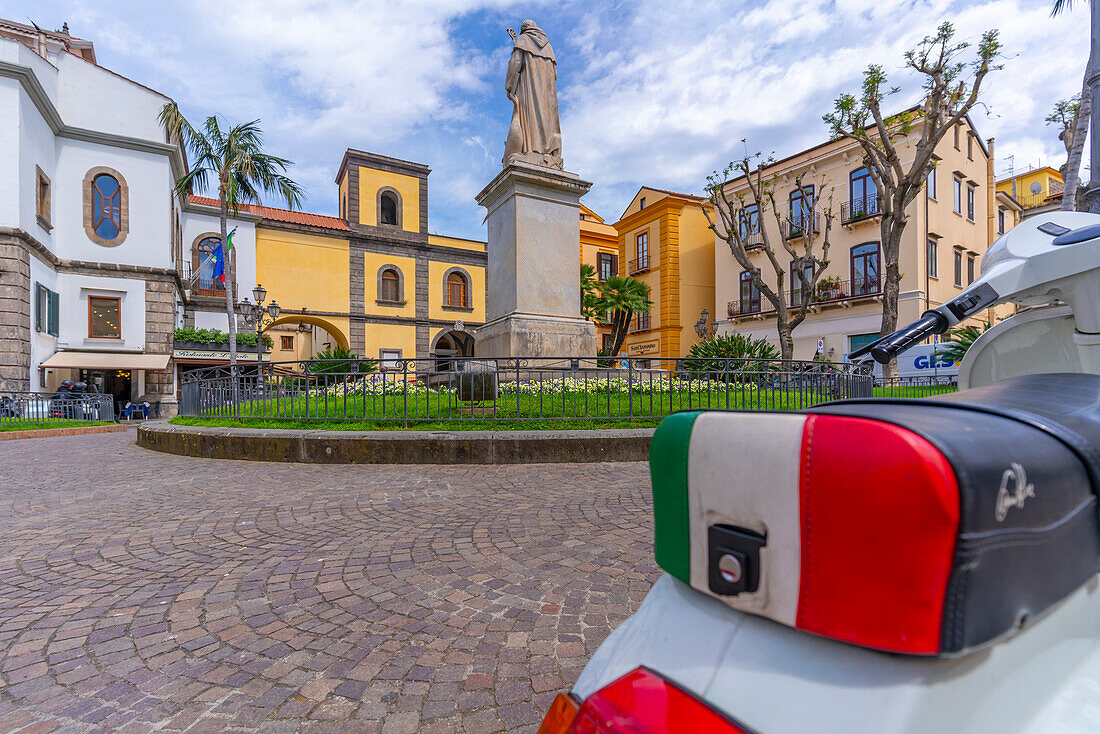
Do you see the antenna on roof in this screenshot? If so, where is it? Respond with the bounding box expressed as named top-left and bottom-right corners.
top-left (61, 23), bottom-right (69, 35)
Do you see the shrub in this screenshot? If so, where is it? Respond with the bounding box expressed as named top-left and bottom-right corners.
top-left (682, 334), bottom-right (780, 380)
top-left (307, 347), bottom-right (378, 376)
top-left (174, 327), bottom-right (273, 348)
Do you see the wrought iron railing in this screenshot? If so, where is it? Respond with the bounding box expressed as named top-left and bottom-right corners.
top-left (179, 357), bottom-right (883, 424)
top-left (841, 196), bottom-right (882, 224)
top-left (728, 276), bottom-right (882, 317)
top-left (629, 255), bottom-right (651, 275)
top-left (783, 213), bottom-right (820, 239)
top-left (0, 392), bottom-right (115, 426)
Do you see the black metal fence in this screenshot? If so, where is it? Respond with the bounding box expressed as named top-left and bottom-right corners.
top-left (0, 392), bottom-right (115, 427)
top-left (178, 356), bottom-right (896, 425)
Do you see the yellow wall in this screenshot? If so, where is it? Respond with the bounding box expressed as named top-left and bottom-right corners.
top-left (995, 167), bottom-right (1062, 199)
top-left (428, 234), bottom-right (487, 253)
top-left (256, 227), bottom-right (350, 315)
top-left (678, 205), bottom-right (716, 353)
top-left (358, 166), bottom-right (420, 232)
top-left (362, 251), bottom-right (416, 318)
top-left (428, 260), bottom-right (486, 322)
top-left (363, 323), bottom-right (417, 360)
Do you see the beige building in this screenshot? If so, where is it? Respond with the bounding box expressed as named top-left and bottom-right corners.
top-left (613, 188), bottom-right (715, 363)
top-left (716, 115), bottom-right (1011, 360)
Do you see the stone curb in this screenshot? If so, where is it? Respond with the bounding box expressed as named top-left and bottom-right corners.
top-left (137, 423), bottom-right (654, 464)
top-left (0, 424), bottom-right (127, 441)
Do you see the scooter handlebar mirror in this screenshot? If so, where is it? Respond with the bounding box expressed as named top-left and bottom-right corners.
top-left (869, 311), bottom-right (950, 365)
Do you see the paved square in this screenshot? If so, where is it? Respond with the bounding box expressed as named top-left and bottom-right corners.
top-left (0, 432), bottom-right (658, 733)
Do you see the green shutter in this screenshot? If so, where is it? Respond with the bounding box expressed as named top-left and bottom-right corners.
top-left (48, 290), bottom-right (59, 337)
top-left (35, 284), bottom-right (43, 333)
top-left (649, 411), bottom-right (701, 585)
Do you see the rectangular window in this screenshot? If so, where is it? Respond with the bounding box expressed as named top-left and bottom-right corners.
top-left (788, 186), bottom-right (814, 236)
top-left (967, 253), bottom-right (976, 284)
top-left (597, 252), bottom-right (616, 281)
top-left (739, 204), bottom-right (761, 240)
top-left (35, 166), bottom-right (51, 228)
top-left (998, 207), bottom-right (1006, 234)
top-left (954, 250), bottom-right (963, 287)
top-left (953, 177), bottom-right (963, 214)
top-left (633, 231), bottom-right (650, 273)
top-left (35, 284), bottom-right (59, 337)
top-left (88, 296), bottom-right (121, 339)
top-left (927, 239), bottom-right (938, 279)
top-left (851, 242), bottom-right (881, 296)
top-left (379, 349), bottom-right (401, 370)
top-left (790, 259), bottom-right (815, 306)
top-left (739, 271), bottom-right (761, 313)
top-left (280, 335), bottom-right (294, 350)
top-left (601, 334), bottom-right (615, 354)
top-left (640, 196), bottom-right (646, 209)
top-left (967, 135), bottom-right (973, 160)
top-left (967, 184), bottom-right (976, 221)
top-left (927, 165), bottom-right (937, 199)
top-left (954, 125), bottom-right (960, 149)
top-left (633, 311), bottom-right (650, 332)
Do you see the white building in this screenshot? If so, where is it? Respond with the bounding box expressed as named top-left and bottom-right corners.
top-left (0, 19), bottom-right (239, 415)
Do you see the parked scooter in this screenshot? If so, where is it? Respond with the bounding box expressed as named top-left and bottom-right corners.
top-left (537, 213), bottom-right (1100, 734)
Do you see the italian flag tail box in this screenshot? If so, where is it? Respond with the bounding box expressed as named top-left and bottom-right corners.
top-left (650, 373), bottom-right (1100, 656)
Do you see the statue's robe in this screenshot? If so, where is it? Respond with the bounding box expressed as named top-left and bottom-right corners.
top-left (503, 27), bottom-right (562, 169)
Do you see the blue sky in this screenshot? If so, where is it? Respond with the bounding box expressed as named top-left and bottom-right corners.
top-left (9, 0), bottom-right (1089, 240)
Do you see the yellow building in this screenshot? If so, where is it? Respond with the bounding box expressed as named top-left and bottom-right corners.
top-left (715, 115), bottom-right (1011, 360)
top-left (612, 188), bottom-right (715, 363)
top-left (579, 204), bottom-right (619, 351)
top-left (996, 165), bottom-right (1064, 215)
top-left (184, 150), bottom-right (485, 370)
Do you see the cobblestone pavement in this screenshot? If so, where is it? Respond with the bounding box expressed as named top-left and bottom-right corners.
top-left (0, 432), bottom-right (658, 733)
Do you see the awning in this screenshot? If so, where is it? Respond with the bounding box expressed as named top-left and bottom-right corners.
top-left (40, 351), bottom-right (171, 371)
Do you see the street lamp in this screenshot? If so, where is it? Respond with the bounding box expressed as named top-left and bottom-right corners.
top-left (694, 307), bottom-right (711, 339)
top-left (239, 284), bottom-right (280, 365)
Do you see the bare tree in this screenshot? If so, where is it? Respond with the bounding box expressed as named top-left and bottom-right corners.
top-left (1047, 94), bottom-right (1082, 181)
top-left (1058, 59), bottom-right (1092, 211)
top-left (823, 22), bottom-right (1001, 377)
top-left (703, 153), bottom-right (834, 361)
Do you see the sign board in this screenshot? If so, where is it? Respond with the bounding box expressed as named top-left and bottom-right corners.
top-left (173, 349), bottom-right (261, 362)
top-left (627, 340), bottom-right (660, 357)
top-left (817, 338), bottom-right (825, 354)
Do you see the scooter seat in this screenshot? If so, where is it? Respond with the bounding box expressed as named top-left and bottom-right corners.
top-left (649, 373), bottom-right (1100, 656)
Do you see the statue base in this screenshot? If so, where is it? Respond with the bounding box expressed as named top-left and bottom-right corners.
top-left (475, 162), bottom-right (596, 358)
top-left (475, 312), bottom-right (596, 360)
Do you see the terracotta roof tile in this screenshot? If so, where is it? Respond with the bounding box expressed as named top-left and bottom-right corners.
top-left (188, 195), bottom-right (349, 231)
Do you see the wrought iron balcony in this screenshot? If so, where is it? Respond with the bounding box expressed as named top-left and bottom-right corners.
top-left (841, 195), bottom-right (882, 224)
top-left (727, 276), bottom-right (882, 318)
top-left (727, 297), bottom-right (763, 318)
top-left (783, 213), bottom-right (820, 240)
top-left (628, 255), bottom-right (651, 275)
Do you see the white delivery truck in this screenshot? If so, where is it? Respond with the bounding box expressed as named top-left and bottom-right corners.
top-left (858, 342), bottom-right (959, 381)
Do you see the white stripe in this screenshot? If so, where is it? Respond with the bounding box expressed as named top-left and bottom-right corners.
top-left (688, 412), bottom-right (807, 627)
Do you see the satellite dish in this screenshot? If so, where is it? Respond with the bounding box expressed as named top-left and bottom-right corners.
top-left (1030, 182), bottom-right (1043, 195)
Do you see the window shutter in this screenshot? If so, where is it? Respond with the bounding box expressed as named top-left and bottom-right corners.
top-left (48, 290), bottom-right (59, 337)
top-left (611, 254), bottom-right (619, 276)
top-left (35, 285), bottom-right (43, 333)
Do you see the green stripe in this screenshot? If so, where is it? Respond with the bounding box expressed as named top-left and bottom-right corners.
top-left (649, 411), bottom-right (701, 585)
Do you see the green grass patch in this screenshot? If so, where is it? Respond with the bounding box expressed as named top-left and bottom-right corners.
top-left (0, 421), bottom-right (114, 432)
top-left (171, 416), bottom-right (666, 431)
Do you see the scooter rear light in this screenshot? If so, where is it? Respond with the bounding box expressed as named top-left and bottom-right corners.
top-left (539, 666), bottom-right (754, 734)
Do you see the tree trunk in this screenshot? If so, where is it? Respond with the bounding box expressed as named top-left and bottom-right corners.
top-left (1063, 54), bottom-right (1092, 212)
top-left (219, 200), bottom-right (239, 369)
top-left (777, 327), bottom-right (794, 362)
top-left (878, 217), bottom-right (905, 380)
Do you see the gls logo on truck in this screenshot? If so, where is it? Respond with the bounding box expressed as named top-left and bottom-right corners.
top-left (913, 354), bottom-right (956, 370)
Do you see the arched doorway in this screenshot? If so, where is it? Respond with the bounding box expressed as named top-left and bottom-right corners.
top-left (267, 315), bottom-right (350, 352)
top-left (431, 329), bottom-right (474, 371)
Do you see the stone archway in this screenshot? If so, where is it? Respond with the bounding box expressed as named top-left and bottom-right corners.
top-left (268, 315), bottom-right (350, 351)
top-left (431, 329), bottom-right (475, 371)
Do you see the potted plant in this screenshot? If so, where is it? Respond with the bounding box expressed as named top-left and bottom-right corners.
top-left (816, 276), bottom-right (843, 301)
top-left (174, 328), bottom-right (271, 352)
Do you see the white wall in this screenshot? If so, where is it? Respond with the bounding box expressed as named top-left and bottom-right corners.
top-left (19, 80), bottom-right (58, 244)
top-left (55, 53), bottom-right (167, 143)
top-left (182, 209), bottom-right (257, 299)
top-left (28, 255), bottom-right (59, 392)
top-left (55, 273), bottom-right (146, 352)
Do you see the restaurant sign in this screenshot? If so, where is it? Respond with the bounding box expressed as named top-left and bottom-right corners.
top-left (173, 349), bottom-right (260, 362)
top-left (627, 340), bottom-right (660, 356)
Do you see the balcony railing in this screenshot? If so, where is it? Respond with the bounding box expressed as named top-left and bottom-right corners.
top-left (841, 196), bottom-right (882, 224)
top-left (783, 213), bottom-right (820, 240)
top-left (727, 276), bottom-right (882, 318)
top-left (193, 277), bottom-right (228, 299)
top-left (740, 229), bottom-right (765, 249)
top-left (629, 255), bottom-right (651, 275)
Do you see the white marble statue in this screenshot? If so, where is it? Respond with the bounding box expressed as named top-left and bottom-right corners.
top-left (503, 21), bottom-right (563, 170)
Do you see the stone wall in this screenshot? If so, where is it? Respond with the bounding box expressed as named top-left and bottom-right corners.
top-left (0, 239), bottom-right (31, 392)
top-left (144, 279), bottom-right (177, 412)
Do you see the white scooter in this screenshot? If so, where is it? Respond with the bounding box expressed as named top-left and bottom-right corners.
top-left (536, 212), bottom-right (1100, 734)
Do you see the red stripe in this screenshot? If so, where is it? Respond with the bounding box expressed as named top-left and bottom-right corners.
top-left (796, 415), bottom-right (960, 654)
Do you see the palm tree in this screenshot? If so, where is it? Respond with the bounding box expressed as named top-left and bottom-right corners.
top-left (159, 103), bottom-right (304, 369)
top-left (598, 275), bottom-right (653, 358)
top-left (1054, 0), bottom-right (1095, 212)
top-left (933, 321), bottom-right (994, 363)
top-left (580, 264), bottom-right (602, 322)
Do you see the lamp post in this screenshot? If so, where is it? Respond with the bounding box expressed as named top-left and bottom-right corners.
top-left (239, 283), bottom-right (280, 369)
top-left (694, 307), bottom-right (713, 339)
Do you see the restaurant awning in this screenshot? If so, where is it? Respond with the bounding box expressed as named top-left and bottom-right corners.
top-left (40, 351), bottom-right (171, 371)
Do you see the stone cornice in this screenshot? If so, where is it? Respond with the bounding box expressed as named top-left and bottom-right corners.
top-left (476, 163), bottom-right (593, 209)
top-left (0, 59), bottom-right (188, 179)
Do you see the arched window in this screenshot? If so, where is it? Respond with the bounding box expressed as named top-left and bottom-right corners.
top-left (849, 167), bottom-right (878, 218)
top-left (195, 236), bottom-right (226, 295)
top-left (380, 191), bottom-right (398, 226)
top-left (92, 174), bottom-right (122, 240)
top-left (851, 242), bottom-right (881, 296)
top-left (379, 267), bottom-right (401, 302)
top-left (446, 272), bottom-right (468, 308)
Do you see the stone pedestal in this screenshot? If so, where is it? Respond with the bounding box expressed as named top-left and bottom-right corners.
top-left (475, 163), bottom-right (596, 358)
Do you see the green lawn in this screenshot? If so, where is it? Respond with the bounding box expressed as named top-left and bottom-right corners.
top-left (0, 421), bottom-right (114, 432)
top-left (179, 379), bottom-right (956, 430)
